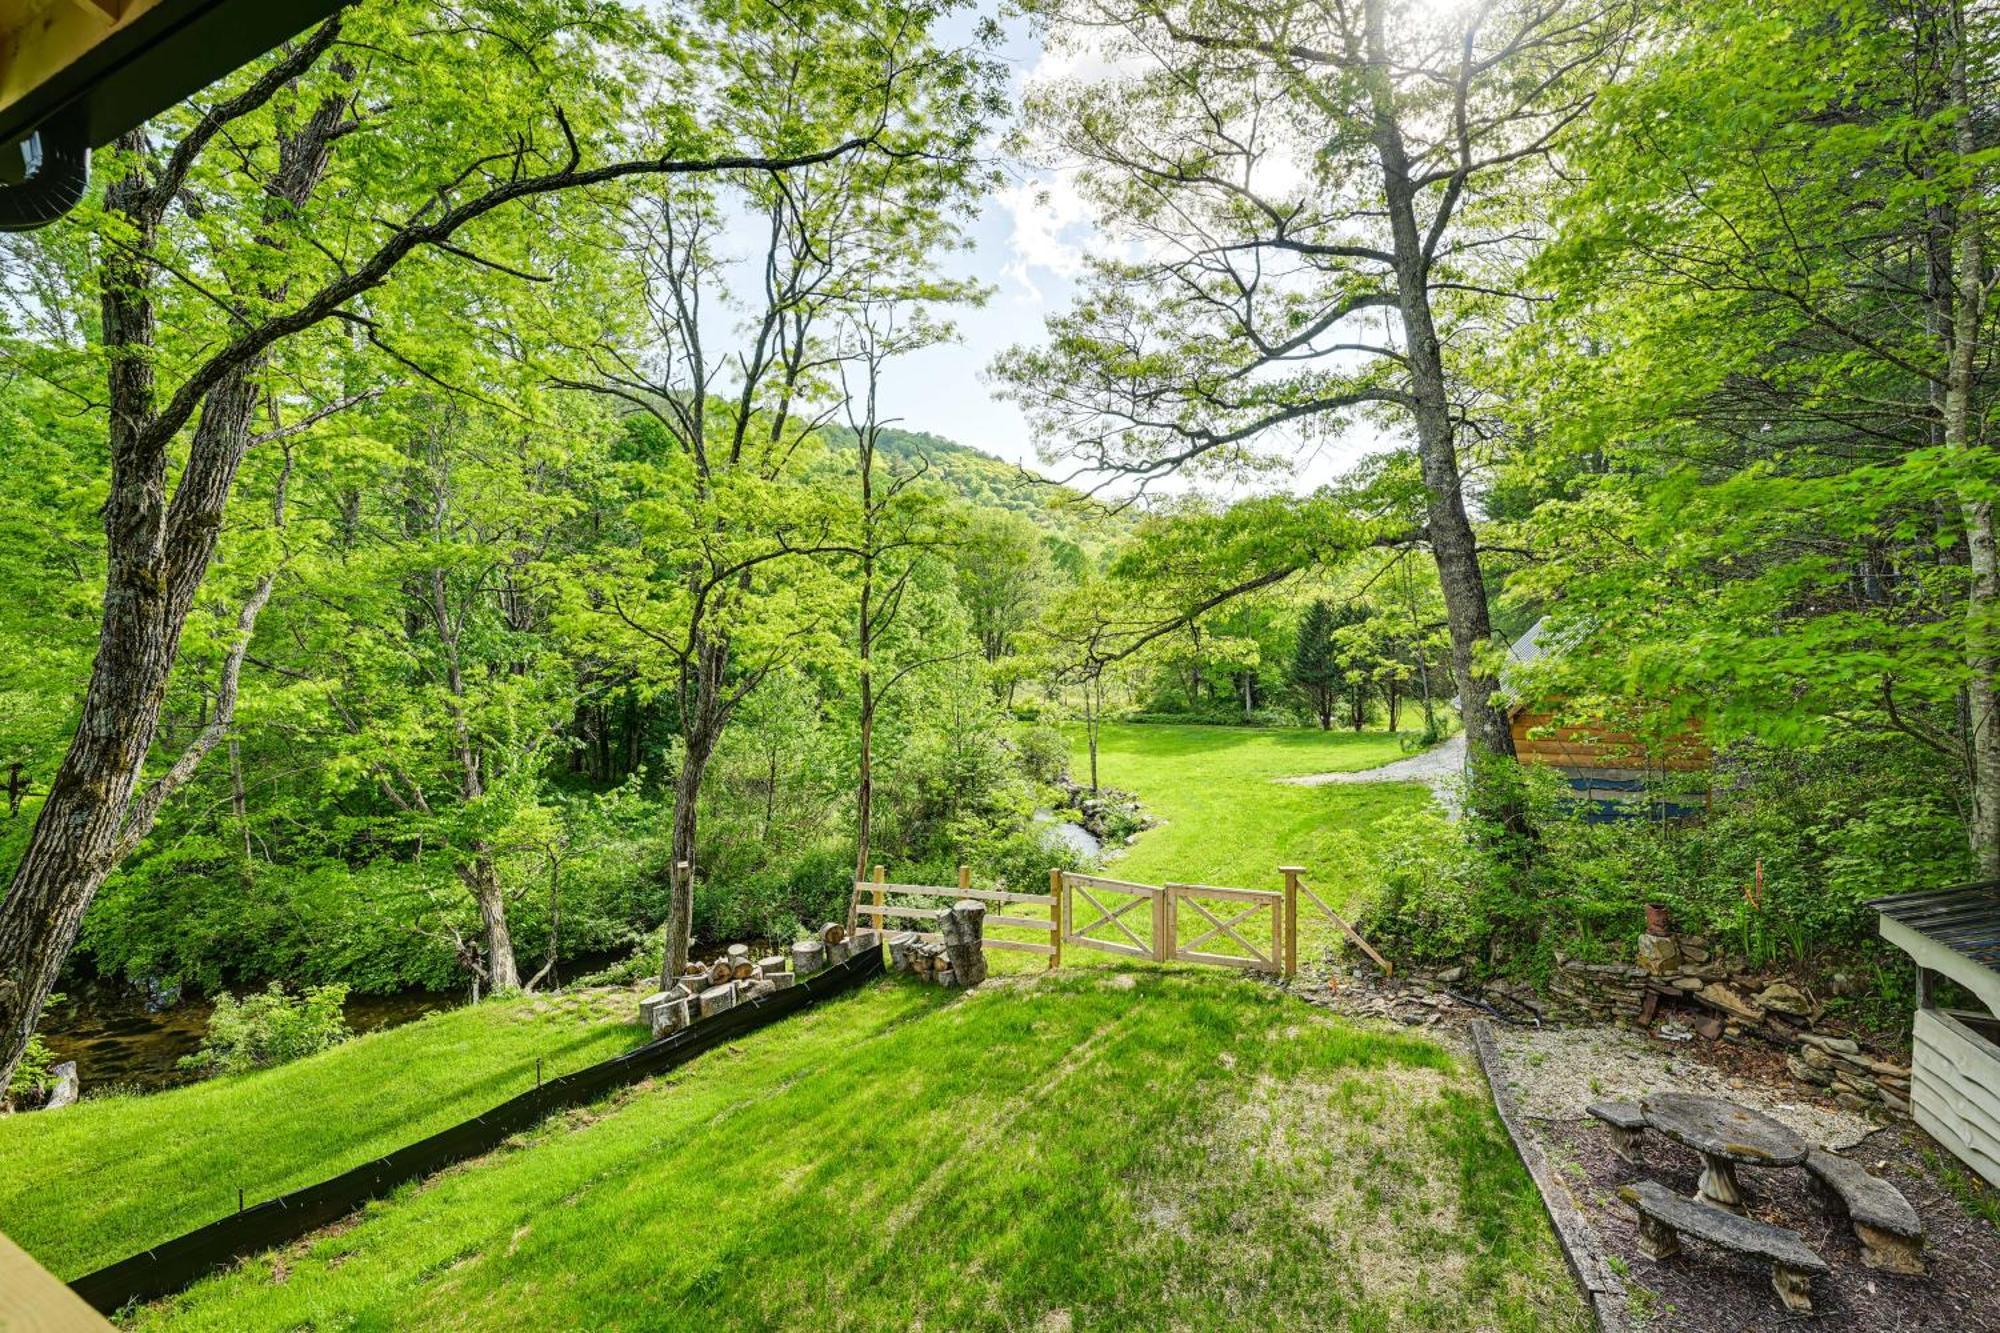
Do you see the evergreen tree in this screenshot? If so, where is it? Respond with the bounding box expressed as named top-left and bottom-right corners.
top-left (1290, 600), bottom-right (1339, 731)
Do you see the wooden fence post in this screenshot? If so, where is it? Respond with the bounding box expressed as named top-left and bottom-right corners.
top-left (1154, 889), bottom-right (1172, 964)
top-left (958, 864), bottom-right (971, 892)
top-left (1049, 868), bottom-right (1065, 970)
top-left (1280, 866), bottom-right (1303, 976)
top-left (872, 865), bottom-right (886, 935)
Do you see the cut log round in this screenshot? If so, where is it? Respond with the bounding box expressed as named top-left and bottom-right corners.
top-left (732, 960), bottom-right (756, 980)
top-left (791, 939), bottom-right (827, 975)
top-left (940, 899), bottom-right (988, 988)
top-left (706, 959), bottom-right (733, 989)
top-left (820, 922), bottom-right (847, 946)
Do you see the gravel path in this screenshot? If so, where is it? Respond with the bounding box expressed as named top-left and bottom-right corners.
top-left (1278, 732), bottom-right (1465, 813)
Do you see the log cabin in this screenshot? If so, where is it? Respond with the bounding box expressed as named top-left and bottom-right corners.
top-left (1503, 619), bottom-right (1711, 821)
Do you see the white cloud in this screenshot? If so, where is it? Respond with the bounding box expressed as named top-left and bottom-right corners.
top-left (998, 169), bottom-right (1095, 301)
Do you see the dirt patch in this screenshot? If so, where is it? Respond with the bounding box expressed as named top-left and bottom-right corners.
top-left (1545, 1118), bottom-right (2000, 1330)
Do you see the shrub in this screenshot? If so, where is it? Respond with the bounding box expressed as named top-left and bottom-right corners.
top-left (4, 994), bottom-right (65, 1107)
top-left (1016, 722), bottom-right (1070, 785)
top-left (178, 983), bottom-right (353, 1078)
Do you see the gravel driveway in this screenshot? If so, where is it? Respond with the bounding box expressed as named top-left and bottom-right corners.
top-left (1278, 732), bottom-right (1466, 814)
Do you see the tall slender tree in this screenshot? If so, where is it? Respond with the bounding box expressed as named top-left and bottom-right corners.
top-left (0, 0), bottom-right (970, 1089)
top-left (997, 0), bottom-right (1641, 804)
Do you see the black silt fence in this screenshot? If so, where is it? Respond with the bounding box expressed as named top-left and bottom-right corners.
top-left (70, 946), bottom-right (885, 1314)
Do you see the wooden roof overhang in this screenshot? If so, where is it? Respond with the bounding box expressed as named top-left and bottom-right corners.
top-left (1871, 882), bottom-right (2000, 1015)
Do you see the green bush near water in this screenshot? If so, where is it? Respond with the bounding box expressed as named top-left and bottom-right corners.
top-left (177, 983), bottom-right (355, 1078)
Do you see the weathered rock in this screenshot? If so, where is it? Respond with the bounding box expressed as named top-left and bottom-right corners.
top-left (43, 1061), bottom-right (78, 1111)
top-left (1788, 1054), bottom-right (1833, 1086)
top-left (1695, 983), bottom-right (1763, 1022)
top-left (1756, 982), bottom-right (1813, 1017)
top-left (1799, 1033), bottom-right (1859, 1055)
top-left (1635, 934), bottom-right (1681, 975)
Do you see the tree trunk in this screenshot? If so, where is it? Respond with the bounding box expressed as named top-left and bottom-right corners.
top-left (1363, 0), bottom-right (1516, 784)
top-left (658, 633), bottom-right (727, 987)
top-left (1946, 1), bottom-right (1999, 877)
top-left (461, 849), bottom-right (519, 992)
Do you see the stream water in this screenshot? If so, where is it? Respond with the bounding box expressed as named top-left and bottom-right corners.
top-left (1035, 811), bottom-right (1103, 859)
top-left (39, 980), bottom-right (463, 1094)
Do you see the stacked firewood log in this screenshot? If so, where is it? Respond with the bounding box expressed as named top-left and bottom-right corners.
top-left (888, 900), bottom-right (986, 988)
top-left (637, 923), bottom-right (879, 1038)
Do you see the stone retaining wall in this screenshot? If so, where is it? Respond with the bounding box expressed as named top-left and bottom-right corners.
top-left (1545, 933), bottom-right (1912, 1120)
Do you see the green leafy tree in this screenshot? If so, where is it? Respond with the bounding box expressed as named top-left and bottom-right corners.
top-left (0, 0), bottom-right (994, 1088)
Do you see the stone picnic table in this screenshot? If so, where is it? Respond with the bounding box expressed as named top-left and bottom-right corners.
top-left (1640, 1092), bottom-right (1808, 1215)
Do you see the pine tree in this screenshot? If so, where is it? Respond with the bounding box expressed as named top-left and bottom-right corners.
top-left (1290, 600), bottom-right (1339, 730)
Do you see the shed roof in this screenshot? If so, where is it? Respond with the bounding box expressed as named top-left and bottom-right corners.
top-left (1871, 883), bottom-right (2000, 1015)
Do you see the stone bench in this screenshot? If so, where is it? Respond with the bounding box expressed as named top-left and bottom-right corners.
top-left (1620, 1179), bottom-right (1828, 1313)
top-left (1587, 1100), bottom-right (1647, 1165)
top-left (1804, 1148), bottom-right (1925, 1275)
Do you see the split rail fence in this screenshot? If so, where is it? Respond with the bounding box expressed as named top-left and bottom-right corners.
top-left (849, 865), bottom-right (1063, 966)
top-left (851, 863), bottom-right (1387, 978)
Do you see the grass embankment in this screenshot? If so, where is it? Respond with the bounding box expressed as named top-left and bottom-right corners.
top-left (0, 990), bottom-right (643, 1280)
top-left (118, 970), bottom-right (1581, 1331)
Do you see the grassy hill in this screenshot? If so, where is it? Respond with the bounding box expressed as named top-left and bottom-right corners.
top-left (0, 992), bottom-right (645, 1280)
top-left (85, 970), bottom-right (1581, 1331)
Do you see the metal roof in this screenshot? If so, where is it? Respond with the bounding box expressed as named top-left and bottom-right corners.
top-left (1870, 882), bottom-right (2000, 973)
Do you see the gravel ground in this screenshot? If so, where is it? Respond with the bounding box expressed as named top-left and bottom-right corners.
top-left (1481, 1021), bottom-right (2000, 1329)
top-left (1278, 732), bottom-right (1465, 813)
top-left (1495, 1022), bottom-right (1876, 1151)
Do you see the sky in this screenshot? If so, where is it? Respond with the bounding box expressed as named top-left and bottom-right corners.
top-left (684, 5), bottom-right (1397, 496)
top-left (877, 15), bottom-right (1085, 474)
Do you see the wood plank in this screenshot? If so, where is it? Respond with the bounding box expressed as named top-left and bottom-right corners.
top-left (1064, 872), bottom-right (1161, 897)
top-left (1295, 878), bottom-right (1392, 975)
top-left (1164, 882), bottom-right (1282, 904)
top-left (851, 882), bottom-right (1055, 906)
top-left (983, 913), bottom-right (1051, 931)
top-left (855, 904), bottom-right (944, 920)
top-left (1178, 949), bottom-right (1279, 972)
top-left (987, 939), bottom-right (1056, 957)
top-left (1065, 935), bottom-right (1150, 960)
top-left (0, 1228), bottom-right (112, 1331)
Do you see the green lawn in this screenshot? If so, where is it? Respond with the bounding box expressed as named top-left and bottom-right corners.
top-left (1050, 723), bottom-right (1436, 966)
top-left (126, 970), bottom-right (1584, 1332)
top-left (0, 990), bottom-right (644, 1280)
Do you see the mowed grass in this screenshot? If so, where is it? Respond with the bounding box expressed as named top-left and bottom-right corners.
top-left (1034, 724), bottom-right (1435, 969)
top-left (131, 971), bottom-right (1586, 1332)
top-left (1073, 723), bottom-right (1432, 895)
top-left (0, 990), bottom-right (645, 1280)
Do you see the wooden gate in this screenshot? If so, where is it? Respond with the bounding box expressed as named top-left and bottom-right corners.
top-left (1055, 867), bottom-right (1389, 977)
top-left (1165, 882), bottom-right (1282, 973)
top-left (1059, 872), bottom-right (1164, 961)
